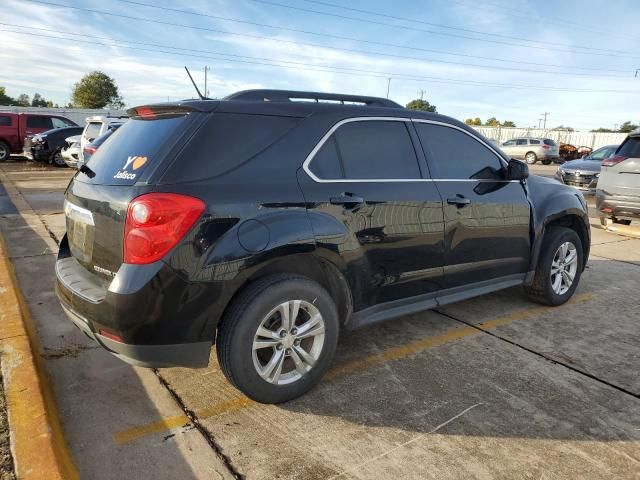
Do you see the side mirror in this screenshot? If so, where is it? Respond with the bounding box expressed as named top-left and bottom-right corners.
top-left (506, 159), bottom-right (529, 181)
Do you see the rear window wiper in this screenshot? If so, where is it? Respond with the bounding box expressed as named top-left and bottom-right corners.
top-left (79, 164), bottom-right (96, 178)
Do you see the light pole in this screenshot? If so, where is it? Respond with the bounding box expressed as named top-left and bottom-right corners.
top-left (386, 78), bottom-right (392, 99)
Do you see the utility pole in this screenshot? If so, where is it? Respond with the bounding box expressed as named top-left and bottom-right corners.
top-left (635, 69), bottom-right (639, 78)
top-left (417, 89), bottom-right (426, 101)
top-left (540, 112), bottom-right (550, 129)
top-left (204, 66), bottom-right (210, 98)
top-left (386, 77), bottom-right (392, 99)
top-left (538, 118), bottom-right (543, 128)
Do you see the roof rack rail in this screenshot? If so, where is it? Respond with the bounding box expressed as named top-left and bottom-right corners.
top-left (224, 89), bottom-right (402, 108)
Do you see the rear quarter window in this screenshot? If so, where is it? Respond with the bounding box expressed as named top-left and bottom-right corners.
top-left (162, 113), bottom-right (303, 183)
top-left (617, 137), bottom-right (640, 158)
top-left (543, 139), bottom-right (557, 146)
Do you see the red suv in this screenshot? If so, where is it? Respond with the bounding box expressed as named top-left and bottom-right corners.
top-left (0, 112), bottom-right (77, 161)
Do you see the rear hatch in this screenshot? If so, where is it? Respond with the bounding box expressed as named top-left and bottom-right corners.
top-left (601, 134), bottom-right (640, 196)
top-left (64, 105), bottom-right (207, 278)
top-left (543, 139), bottom-right (559, 156)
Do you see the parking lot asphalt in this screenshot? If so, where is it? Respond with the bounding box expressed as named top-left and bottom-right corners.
top-left (0, 159), bottom-right (639, 479)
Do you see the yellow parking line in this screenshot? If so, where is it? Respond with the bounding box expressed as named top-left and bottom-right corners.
top-left (113, 293), bottom-right (593, 445)
top-left (113, 396), bottom-right (254, 444)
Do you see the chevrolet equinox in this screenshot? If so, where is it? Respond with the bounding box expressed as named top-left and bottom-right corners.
top-left (55, 90), bottom-right (590, 403)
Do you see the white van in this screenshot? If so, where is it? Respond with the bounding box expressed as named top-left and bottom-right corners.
top-left (79, 115), bottom-right (128, 166)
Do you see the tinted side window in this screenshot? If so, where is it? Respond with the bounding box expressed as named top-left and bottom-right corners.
top-left (165, 113), bottom-right (303, 183)
top-left (332, 121), bottom-right (421, 179)
top-left (543, 139), bottom-right (556, 146)
top-left (516, 139), bottom-right (527, 145)
top-left (415, 123), bottom-right (503, 179)
top-left (0, 115), bottom-right (12, 127)
top-left (310, 136), bottom-right (343, 179)
top-left (502, 139), bottom-right (515, 146)
top-left (529, 139), bottom-right (540, 145)
top-left (26, 116), bottom-right (53, 129)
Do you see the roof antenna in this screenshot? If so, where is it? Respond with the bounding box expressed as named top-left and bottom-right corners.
top-left (184, 66), bottom-right (205, 100)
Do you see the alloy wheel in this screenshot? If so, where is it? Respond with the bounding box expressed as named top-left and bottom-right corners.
top-left (252, 300), bottom-right (325, 385)
top-left (550, 241), bottom-right (578, 295)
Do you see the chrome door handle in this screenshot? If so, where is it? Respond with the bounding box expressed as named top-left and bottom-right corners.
top-left (447, 196), bottom-right (471, 207)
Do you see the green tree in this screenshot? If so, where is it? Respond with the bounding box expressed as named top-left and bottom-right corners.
top-left (553, 125), bottom-right (574, 132)
top-left (0, 87), bottom-right (14, 105)
top-left (31, 93), bottom-right (51, 107)
top-left (485, 117), bottom-right (500, 127)
top-left (619, 121), bottom-right (639, 133)
top-left (406, 98), bottom-right (437, 113)
top-left (501, 120), bottom-right (516, 127)
top-left (15, 94), bottom-right (30, 106)
top-left (590, 127), bottom-right (614, 132)
top-left (71, 71), bottom-right (125, 109)
top-left (464, 117), bottom-right (482, 126)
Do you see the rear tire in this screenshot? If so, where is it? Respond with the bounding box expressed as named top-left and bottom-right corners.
top-left (542, 159), bottom-right (552, 165)
top-left (216, 274), bottom-right (339, 404)
top-left (525, 152), bottom-right (537, 164)
top-left (0, 141), bottom-right (9, 162)
top-left (525, 226), bottom-right (583, 306)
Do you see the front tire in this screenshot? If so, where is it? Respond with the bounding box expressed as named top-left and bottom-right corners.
top-left (525, 226), bottom-right (583, 306)
top-left (525, 152), bottom-right (537, 164)
top-left (542, 159), bottom-right (552, 165)
top-left (216, 274), bottom-right (339, 404)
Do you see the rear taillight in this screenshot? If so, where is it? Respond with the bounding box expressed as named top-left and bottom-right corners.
top-left (84, 146), bottom-right (96, 156)
top-left (124, 193), bottom-right (205, 264)
top-left (602, 155), bottom-right (627, 167)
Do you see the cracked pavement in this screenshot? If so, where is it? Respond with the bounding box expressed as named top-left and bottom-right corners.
top-left (1, 159), bottom-right (638, 479)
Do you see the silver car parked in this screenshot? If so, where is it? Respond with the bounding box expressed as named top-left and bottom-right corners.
top-left (596, 130), bottom-right (640, 226)
top-left (500, 137), bottom-right (560, 165)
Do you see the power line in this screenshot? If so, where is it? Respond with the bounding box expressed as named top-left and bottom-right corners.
top-left (443, 0), bottom-right (640, 43)
top-left (251, 0), bottom-right (640, 58)
top-left (2, 30), bottom-right (638, 96)
top-left (300, 0), bottom-right (640, 46)
top-left (0, 21), bottom-right (626, 80)
top-left (23, 0), bottom-right (638, 74)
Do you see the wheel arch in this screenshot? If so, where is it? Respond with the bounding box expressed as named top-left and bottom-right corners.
top-left (213, 252), bottom-right (353, 341)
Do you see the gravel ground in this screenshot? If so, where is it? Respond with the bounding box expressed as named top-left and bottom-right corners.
top-left (0, 368), bottom-right (16, 480)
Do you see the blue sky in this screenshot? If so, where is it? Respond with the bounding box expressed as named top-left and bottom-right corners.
top-left (1, 0), bottom-right (639, 130)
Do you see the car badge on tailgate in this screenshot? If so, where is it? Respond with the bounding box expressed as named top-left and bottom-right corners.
top-left (113, 155), bottom-right (148, 180)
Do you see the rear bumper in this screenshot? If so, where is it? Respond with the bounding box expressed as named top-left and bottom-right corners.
top-left (54, 235), bottom-right (213, 368)
top-left (59, 302), bottom-right (210, 368)
top-left (596, 191), bottom-right (640, 219)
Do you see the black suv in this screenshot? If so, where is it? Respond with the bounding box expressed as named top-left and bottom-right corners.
top-left (55, 90), bottom-right (590, 403)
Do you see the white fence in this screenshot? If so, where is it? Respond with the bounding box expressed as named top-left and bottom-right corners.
top-left (470, 126), bottom-right (627, 150)
top-left (0, 106), bottom-right (128, 126)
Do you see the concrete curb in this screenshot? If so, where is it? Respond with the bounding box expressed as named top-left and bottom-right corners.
top-left (0, 233), bottom-right (78, 479)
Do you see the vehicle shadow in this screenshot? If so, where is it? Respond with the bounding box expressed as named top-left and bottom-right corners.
top-left (277, 256), bottom-right (640, 443)
top-left (0, 163), bottom-right (210, 480)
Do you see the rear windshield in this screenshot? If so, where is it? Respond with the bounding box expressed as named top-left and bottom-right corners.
top-left (617, 137), bottom-right (640, 158)
top-left (543, 139), bottom-right (556, 146)
top-left (78, 112), bottom-right (195, 185)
